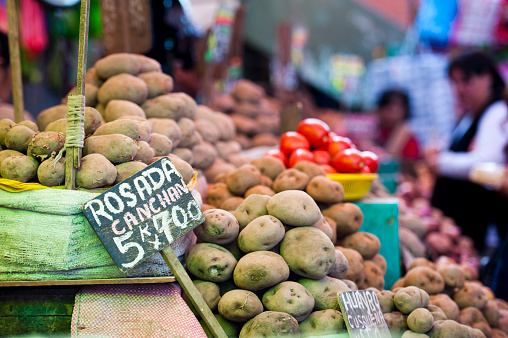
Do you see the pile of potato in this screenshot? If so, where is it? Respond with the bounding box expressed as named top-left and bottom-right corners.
top-left (211, 80), bottom-right (281, 150)
top-left (0, 53), bottom-right (243, 188)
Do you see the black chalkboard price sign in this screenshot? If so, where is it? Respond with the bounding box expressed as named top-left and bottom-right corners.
top-left (83, 157), bottom-right (227, 338)
top-left (338, 290), bottom-right (391, 338)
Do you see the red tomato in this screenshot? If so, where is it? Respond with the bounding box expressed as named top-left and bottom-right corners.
top-left (265, 149), bottom-right (288, 167)
top-left (361, 166), bottom-right (372, 174)
top-left (296, 118), bottom-right (331, 149)
top-left (312, 149), bottom-right (331, 165)
top-left (331, 148), bottom-right (365, 173)
top-left (288, 148), bottom-right (314, 168)
top-left (362, 151), bottom-right (380, 173)
top-left (279, 132), bottom-right (310, 156)
top-left (327, 134), bottom-right (353, 157)
top-left (320, 164), bottom-right (338, 174)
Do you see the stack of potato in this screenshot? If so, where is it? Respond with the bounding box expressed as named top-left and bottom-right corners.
top-left (0, 53), bottom-right (242, 188)
top-left (212, 80), bottom-right (281, 150)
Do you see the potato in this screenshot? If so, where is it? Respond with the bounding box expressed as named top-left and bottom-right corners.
top-left (400, 214), bottom-right (428, 239)
top-left (454, 282), bottom-right (488, 310)
top-left (394, 286), bottom-right (430, 314)
top-left (36, 105), bottom-right (68, 131)
top-left (94, 53), bottom-right (140, 79)
top-left (207, 183), bottom-right (234, 208)
top-left (375, 290), bottom-right (395, 313)
top-left (215, 140), bottom-right (242, 161)
top-left (238, 215), bottom-right (285, 253)
top-left (342, 279), bottom-right (359, 291)
top-left (147, 133), bottom-right (172, 157)
top-left (170, 148), bottom-right (192, 167)
top-left (231, 114), bottom-right (259, 135)
top-left (226, 164), bottom-right (262, 196)
top-left (185, 243), bottom-right (237, 282)
top-left (251, 133), bottom-right (279, 147)
top-left (95, 103), bottom-right (105, 116)
top-left (311, 216), bottom-right (334, 241)
top-left (250, 156), bottom-right (285, 181)
top-left (336, 247), bottom-right (365, 286)
top-left (305, 175), bottom-right (344, 205)
top-left (214, 112), bottom-right (236, 141)
top-left (0, 119), bottom-right (15, 147)
top-left (193, 209), bottom-right (239, 245)
top-left (328, 249), bottom-right (349, 279)
top-left (407, 308), bottom-right (434, 333)
top-left (192, 143), bottom-right (217, 170)
top-left (322, 203), bottom-right (363, 238)
top-left (97, 73), bottom-right (148, 105)
top-left (437, 264), bottom-right (465, 290)
top-left (293, 161), bottom-right (325, 178)
top-left (342, 232), bottom-right (381, 260)
top-left (194, 118), bottom-right (221, 144)
top-left (459, 307), bottom-right (492, 338)
top-left (76, 154), bottom-right (117, 188)
top-left (244, 185), bottom-right (276, 197)
top-left (430, 294), bottom-right (460, 321)
top-left (371, 254), bottom-right (387, 275)
top-left (262, 281), bottom-right (315, 322)
top-left (409, 258), bottom-right (436, 271)
top-left (267, 190), bottom-right (321, 227)
top-left (104, 100), bottom-right (146, 122)
top-left (273, 168), bottom-right (309, 192)
top-left (37, 157), bottom-right (65, 186)
top-left (233, 134), bottom-right (251, 149)
top-left (402, 330), bottom-right (430, 338)
top-left (239, 311), bottom-right (299, 338)
top-left (218, 289), bottom-right (263, 323)
top-left (483, 300), bottom-right (503, 327)
top-left (200, 314), bottom-right (241, 338)
top-left (114, 161), bottom-right (147, 184)
top-left (361, 261), bottom-right (385, 290)
top-left (132, 140), bottom-right (155, 164)
top-left (93, 119), bottom-right (140, 140)
top-left (428, 304), bottom-right (448, 321)
top-left (232, 80), bottom-right (264, 104)
top-left (18, 120), bottom-right (38, 133)
top-left (64, 82), bottom-right (99, 107)
top-left (141, 94), bottom-right (185, 120)
top-left (153, 154), bottom-right (195, 184)
top-left (428, 319), bottom-right (474, 338)
top-left (0, 149), bottom-right (23, 163)
top-left (0, 155), bottom-right (38, 182)
top-left (281, 227), bottom-right (335, 279)
top-left (234, 194), bottom-right (270, 229)
top-left (27, 131), bottom-right (65, 161)
top-left (233, 100), bottom-right (258, 117)
top-left (138, 71), bottom-right (173, 98)
top-left (182, 280), bottom-right (221, 314)
top-left (298, 276), bottom-right (350, 310)
top-left (324, 216), bottom-right (337, 244)
top-left (135, 54), bottom-right (161, 73)
top-left (220, 197), bottom-right (244, 212)
top-left (85, 67), bottom-right (103, 87)
top-left (404, 267), bottom-right (445, 295)
top-left (227, 153), bottom-right (252, 167)
top-left (44, 107), bottom-right (103, 137)
top-left (384, 312), bottom-right (409, 333)
top-left (299, 309), bottom-right (346, 337)
top-left (84, 134), bottom-right (138, 164)
top-left (400, 228), bottom-right (427, 258)
top-left (493, 329), bottom-right (508, 338)
top-left (4, 125), bottom-right (36, 153)
top-left (144, 119), bottom-right (181, 148)
top-left (233, 251), bottom-right (289, 291)
top-left (168, 92), bottom-right (197, 120)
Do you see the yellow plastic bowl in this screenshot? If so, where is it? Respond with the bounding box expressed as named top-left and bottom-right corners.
top-left (326, 173), bottom-right (378, 201)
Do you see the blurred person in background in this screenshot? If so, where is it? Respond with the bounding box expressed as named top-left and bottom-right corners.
top-left (375, 89), bottom-right (421, 160)
top-left (426, 51), bottom-right (508, 251)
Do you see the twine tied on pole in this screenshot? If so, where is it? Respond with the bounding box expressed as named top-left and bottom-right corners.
top-left (53, 94), bottom-right (86, 166)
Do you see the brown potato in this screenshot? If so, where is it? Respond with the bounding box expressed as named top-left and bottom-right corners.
top-left (4, 125), bottom-right (36, 153)
top-left (272, 168), bottom-right (310, 192)
top-left (361, 261), bottom-right (385, 290)
top-left (262, 281), bottom-right (315, 322)
top-left (133, 140), bottom-right (155, 164)
top-left (311, 216), bottom-right (334, 241)
top-left (250, 156), bottom-right (286, 181)
top-left (394, 286), bottom-right (430, 314)
top-left (207, 183), bottom-right (235, 208)
top-left (142, 95), bottom-right (185, 119)
top-left (177, 117), bottom-right (197, 149)
top-left (226, 164), bottom-right (262, 196)
top-left (0, 149), bottom-right (23, 163)
top-left (239, 311), bottom-right (299, 338)
top-left (322, 203), bottom-right (363, 238)
top-left (430, 294), bottom-right (460, 321)
top-left (298, 276), bottom-right (351, 310)
top-left (18, 120), bottom-right (38, 133)
top-left (454, 282), bottom-right (488, 309)
top-left (37, 157), bottom-right (65, 186)
top-left (84, 134), bottom-right (138, 164)
top-left (232, 79), bottom-right (264, 104)
top-left (459, 307), bottom-right (492, 338)
top-left (104, 99), bottom-right (146, 122)
top-left (36, 105), bottom-right (68, 131)
top-left (293, 161), bottom-right (325, 178)
top-left (244, 185), bottom-right (276, 197)
top-left (171, 148), bottom-right (194, 166)
top-left (324, 216), bottom-right (337, 245)
top-left (370, 254), bottom-right (387, 275)
top-left (328, 249), bottom-right (349, 279)
top-left (138, 71), bottom-right (173, 98)
top-left (215, 140), bottom-right (242, 161)
top-left (114, 161), bottom-right (147, 184)
top-left (148, 133), bottom-right (173, 157)
top-left (93, 119), bottom-right (140, 140)
top-left (185, 243), bottom-right (237, 282)
top-left (428, 304), bottom-right (448, 321)
top-left (230, 114), bottom-right (258, 135)
top-left (97, 73), bottom-right (148, 105)
top-left (0, 119), bottom-right (15, 147)
top-left (203, 157), bottom-right (235, 183)
top-left (438, 264), bottom-right (466, 289)
top-left (407, 308), bottom-right (434, 333)
top-left (409, 257), bottom-right (436, 271)
top-left (375, 290), bottom-right (395, 313)
top-left (64, 82), bottom-right (99, 107)
top-left (135, 54), bottom-right (161, 73)
top-left (195, 118), bottom-right (220, 143)
top-left (76, 154), bottom-right (117, 188)
top-left (233, 251), bottom-right (289, 291)
top-left (168, 92), bottom-right (197, 120)
top-left (399, 227), bottom-right (427, 258)
top-left (218, 290), bottom-right (263, 323)
top-left (233, 194), bottom-right (270, 229)
top-left (336, 246), bottom-right (365, 286)
top-left (0, 155), bottom-right (38, 182)
top-left (192, 142), bottom-right (217, 170)
top-left (404, 266), bottom-right (445, 295)
top-left (305, 176), bottom-right (344, 205)
top-left (266, 190), bottom-right (321, 227)
top-left (27, 131), bottom-right (65, 161)
top-left (384, 312), bottom-right (409, 333)
top-left (219, 197), bottom-right (245, 212)
top-left (251, 133), bottom-right (279, 147)
top-left (182, 280), bottom-right (221, 314)
top-left (193, 209), bottom-right (239, 245)
top-left (342, 232), bottom-right (381, 260)
top-left (148, 118), bottom-right (182, 147)
top-left (94, 53), bottom-right (140, 79)
top-left (238, 215), bottom-right (285, 253)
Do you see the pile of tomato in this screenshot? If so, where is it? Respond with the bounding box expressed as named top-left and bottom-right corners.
top-left (265, 118), bottom-right (379, 174)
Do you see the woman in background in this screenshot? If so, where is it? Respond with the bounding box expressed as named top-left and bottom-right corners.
top-left (427, 51), bottom-right (508, 251)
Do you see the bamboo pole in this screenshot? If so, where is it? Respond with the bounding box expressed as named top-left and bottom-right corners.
top-left (6, 0), bottom-right (24, 123)
top-left (65, 0), bottom-right (89, 190)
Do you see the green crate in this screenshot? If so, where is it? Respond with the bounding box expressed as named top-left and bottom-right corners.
top-left (356, 197), bottom-right (400, 289)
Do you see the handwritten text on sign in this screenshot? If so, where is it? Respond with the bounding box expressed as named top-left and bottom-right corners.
top-left (338, 290), bottom-right (391, 338)
top-left (83, 158), bottom-right (205, 273)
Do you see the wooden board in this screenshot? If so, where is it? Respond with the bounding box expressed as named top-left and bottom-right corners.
top-left (0, 276), bottom-right (175, 287)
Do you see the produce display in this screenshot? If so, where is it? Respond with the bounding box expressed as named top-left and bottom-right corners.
top-left (0, 53), bottom-right (243, 188)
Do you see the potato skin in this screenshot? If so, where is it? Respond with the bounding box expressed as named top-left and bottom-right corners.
top-left (97, 73), bottom-right (148, 105)
top-left (407, 308), bottom-right (434, 333)
top-left (133, 140), bottom-right (155, 164)
top-left (266, 190), bottom-right (321, 227)
top-left (38, 158), bottom-right (65, 186)
top-left (233, 251), bottom-right (289, 291)
top-left (384, 312), bottom-right (409, 333)
top-left (185, 243), bottom-right (237, 282)
top-left (93, 119), bottom-right (140, 140)
top-left (84, 134), bottom-right (138, 164)
top-left (104, 99), bottom-right (146, 122)
top-left (250, 156), bottom-right (286, 180)
top-left (298, 276), bottom-right (351, 310)
top-left (238, 215), bottom-right (285, 253)
top-left (0, 155), bottom-right (38, 182)
top-left (27, 131), bottom-right (65, 161)
top-left (430, 294), bottom-right (460, 321)
top-left (193, 209), bottom-right (239, 245)
top-left (233, 194), bottom-right (270, 230)
top-left (94, 53), bottom-right (140, 79)
top-left (182, 280), bottom-right (221, 313)
top-left (361, 261), bottom-right (385, 290)
top-left (454, 282), bottom-right (488, 310)
top-left (293, 161), bottom-right (325, 178)
top-left (262, 281), bottom-right (315, 322)
top-left (305, 176), bottom-right (344, 204)
top-left (138, 71), bottom-right (174, 98)
top-left (404, 266), bottom-right (445, 295)
top-left (226, 164), bottom-right (262, 196)
top-left (394, 286), bottom-right (430, 314)
top-left (0, 118), bottom-right (16, 147)
top-left (4, 125), bottom-right (36, 153)
top-left (336, 246), bottom-right (365, 286)
top-left (114, 161), bottom-right (147, 184)
top-left (437, 264), bottom-right (466, 289)
top-left (375, 290), bottom-right (395, 313)
top-left (148, 133), bottom-right (172, 157)
top-left (299, 309), bottom-right (346, 337)
top-left (76, 154), bottom-right (117, 188)
top-left (239, 311), bottom-right (299, 338)
top-left (272, 168), bottom-right (309, 192)
top-left (342, 232), bottom-right (381, 260)
top-left (206, 183), bottom-right (234, 208)
top-left (218, 289), bottom-right (263, 323)
top-left (322, 203), bottom-right (364, 238)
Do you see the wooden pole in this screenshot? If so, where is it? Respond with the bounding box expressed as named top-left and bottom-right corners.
top-left (6, 0), bottom-right (24, 123)
top-left (161, 247), bottom-right (227, 338)
top-left (65, 0), bottom-right (89, 190)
